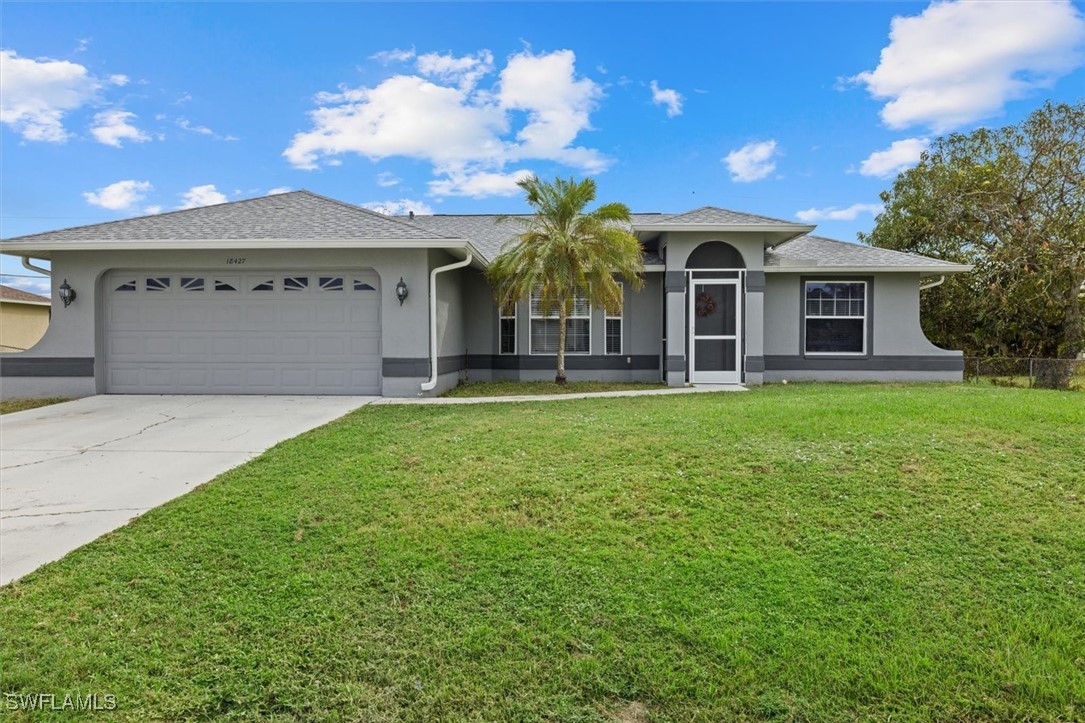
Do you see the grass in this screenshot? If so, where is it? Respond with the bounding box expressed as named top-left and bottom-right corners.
top-left (2, 384), bottom-right (1083, 721)
top-left (0, 397), bottom-right (68, 415)
top-left (443, 379), bottom-right (669, 397)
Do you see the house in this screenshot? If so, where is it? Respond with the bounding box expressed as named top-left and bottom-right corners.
top-left (0, 190), bottom-right (970, 399)
top-left (0, 284), bottom-right (51, 354)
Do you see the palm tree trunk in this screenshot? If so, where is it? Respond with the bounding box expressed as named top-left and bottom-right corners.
top-left (556, 305), bottom-right (568, 384)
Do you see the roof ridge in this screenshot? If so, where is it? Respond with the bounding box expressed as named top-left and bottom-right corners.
top-left (296, 191), bottom-right (457, 239)
top-left (1, 190), bottom-right (316, 243)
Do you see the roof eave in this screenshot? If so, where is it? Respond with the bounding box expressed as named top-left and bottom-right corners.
top-left (633, 222), bottom-right (815, 234)
top-left (764, 264), bottom-right (973, 274)
top-left (0, 298), bottom-right (51, 307)
top-left (1, 238), bottom-right (489, 266)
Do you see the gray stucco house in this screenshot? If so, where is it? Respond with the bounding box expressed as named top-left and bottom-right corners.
top-left (0, 190), bottom-right (970, 398)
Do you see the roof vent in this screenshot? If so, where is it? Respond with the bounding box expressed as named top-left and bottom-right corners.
top-left (409, 211), bottom-right (415, 220)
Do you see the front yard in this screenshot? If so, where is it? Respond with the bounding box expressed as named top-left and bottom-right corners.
top-left (2, 385), bottom-right (1083, 721)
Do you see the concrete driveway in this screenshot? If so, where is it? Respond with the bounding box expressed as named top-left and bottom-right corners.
top-left (1, 395), bottom-right (373, 585)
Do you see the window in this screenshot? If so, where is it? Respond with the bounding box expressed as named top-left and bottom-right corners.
top-left (499, 303), bottom-right (516, 355)
top-left (180, 277), bottom-right (205, 292)
top-left (251, 278), bottom-right (274, 291)
top-left (114, 280), bottom-right (136, 292)
top-left (530, 288), bottom-right (590, 354)
top-left (284, 276), bottom-right (308, 291)
top-left (804, 281), bottom-right (867, 354)
top-left (146, 277), bottom-right (170, 292)
top-left (353, 280), bottom-right (375, 291)
top-left (605, 285), bottom-right (623, 355)
top-left (319, 276), bottom-right (344, 291)
top-left (214, 278), bottom-right (238, 292)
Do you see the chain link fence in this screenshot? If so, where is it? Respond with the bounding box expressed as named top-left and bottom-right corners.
top-left (964, 357), bottom-right (1085, 391)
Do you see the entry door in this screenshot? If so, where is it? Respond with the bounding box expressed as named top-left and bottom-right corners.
top-left (689, 279), bottom-right (742, 384)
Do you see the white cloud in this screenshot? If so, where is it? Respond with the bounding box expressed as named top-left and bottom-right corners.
top-left (858, 137), bottom-right (929, 177)
top-left (74, 38), bottom-right (91, 53)
top-left (90, 110), bottom-right (150, 147)
top-left (172, 92), bottom-right (193, 105)
top-left (0, 49), bottom-right (101, 142)
top-left (370, 47), bottom-right (416, 64)
top-left (649, 80), bottom-right (683, 117)
top-left (376, 172), bottom-right (400, 187)
top-left (723, 140), bottom-right (780, 182)
top-left (178, 184), bottom-right (228, 209)
top-left (284, 48), bottom-right (607, 197)
top-left (416, 50), bottom-right (494, 91)
top-left (428, 169), bottom-right (533, 198)
top-left (850, 0), bottom-right (1085, 131)
top-left (265, 186), bottom-right (291, 195)
top-left (83, 180), bottom-right (152, 211)
top-left (363, 198), bottom-right (435, 216)
top-left (1, 276), bottom-right (51, 297)
top-left (795, 203), bottom-right (882, 223)
top-left (176, 118), bottom-right (214, 135)
top-left (144, 205), bottom-right (162, 215)
top-left (108, 74), bottom-right (129, 86)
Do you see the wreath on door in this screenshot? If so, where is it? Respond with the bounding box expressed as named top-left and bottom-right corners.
top-left (695, 292), bottom-right (717, 317)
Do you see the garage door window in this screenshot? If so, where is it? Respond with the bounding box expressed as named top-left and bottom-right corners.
top-left (319, 276), bottom-right (344, 291)
top-left (353, 280), bottom-right (375, 291)
top-left (146, 277), bottom-right (170, 291)
top-left (284, 276), bottom-right (308, 291)
top-left (251, 279), bottom-right (274, 291)
top-left (180, 277), bottom-right (205, 292)
top-left (115, 280), bottom-right (136, 291)
top-left (215, 278), bottom-right (238, 291)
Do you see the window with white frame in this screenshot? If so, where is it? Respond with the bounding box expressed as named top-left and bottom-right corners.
top-left (499, 302), bottom-right (516, 355)
top-left (605, 285), bottom-right (623, 355)
top-left (804, 281), bottom-right (867, 354)
top-left (530, 287), bottom-right (590, 354)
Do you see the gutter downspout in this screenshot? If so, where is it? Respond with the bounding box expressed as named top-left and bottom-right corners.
top-left (919, 275), bottom-right (945, 291)
top-left (420, 253), bottom-right (473, 393)
top-left (22, 257), bottom-right (50, 276)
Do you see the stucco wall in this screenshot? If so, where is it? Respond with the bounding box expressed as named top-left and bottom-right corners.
top-left (2, 247), bottom-right (434, 398)
top-left (0, 302), bottom-right (50, 353)
top-left (762, 271), bottom-right (963, 381)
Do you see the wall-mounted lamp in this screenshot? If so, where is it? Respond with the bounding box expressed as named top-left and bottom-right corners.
top-left (58, 279), bottom-right (76, 308)
top-left (395, 277), bottom-right (409, 306)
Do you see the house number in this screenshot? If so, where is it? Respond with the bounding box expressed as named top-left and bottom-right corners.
top-left (226, 257), bottom-right (246, 265)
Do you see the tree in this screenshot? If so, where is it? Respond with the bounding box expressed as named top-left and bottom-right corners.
top-left (860, 101), bottom-right (1085, 387)
top-left (487, 175), bottom-right (645, 384)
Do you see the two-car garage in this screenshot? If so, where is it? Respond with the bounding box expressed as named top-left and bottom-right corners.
top-left (103, 269), bottom-right (382, 394)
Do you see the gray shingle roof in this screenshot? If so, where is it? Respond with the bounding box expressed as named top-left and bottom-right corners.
top-left (2, 190), bottom-right (454, 243)
top-left (406, 213), bottom-right (667, 263)
top-left (766, 235), bottom-right (966, 269)
top-left (637, 206), bottom-right (800, 226)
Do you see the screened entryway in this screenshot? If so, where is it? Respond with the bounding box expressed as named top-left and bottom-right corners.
top-left (686, 241), bottom-right (746, 384)
top-left (102, 269), bottom-right (382, 394)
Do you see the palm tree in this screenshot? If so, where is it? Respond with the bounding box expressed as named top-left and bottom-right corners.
top-left (487, 175), bottom-right (645, 384)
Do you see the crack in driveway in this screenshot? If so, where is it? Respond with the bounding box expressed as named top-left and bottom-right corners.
top-left (2, 507), bottom-right (148, 520)
top-left (0, 412), bottom-right (178, 470)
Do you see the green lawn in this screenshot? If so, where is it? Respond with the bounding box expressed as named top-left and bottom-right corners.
top-left (443, 379), bottom-right (669, 397)
top-left (2, 385), bottom-right (1083, 721)
top-left (0, 397), bottom-right (68, 415)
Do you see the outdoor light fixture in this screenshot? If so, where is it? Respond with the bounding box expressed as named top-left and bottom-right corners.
top-left (395, 277), bottom-right (409, 305)
top-left (58, 279), bottom-right (76, 308)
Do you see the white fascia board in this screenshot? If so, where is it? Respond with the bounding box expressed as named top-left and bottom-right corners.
top-left (643, 265), bottom-right (666, 272)
top-left (764, 264), bottom-right (973, 274)
top-left (0, 238), bottom-right (489, 266)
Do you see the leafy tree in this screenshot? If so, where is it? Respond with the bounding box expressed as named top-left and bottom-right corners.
top-left (861, 101), bottom-right (1085, 387)
top-left (487, 175), bottom-right (644, 384)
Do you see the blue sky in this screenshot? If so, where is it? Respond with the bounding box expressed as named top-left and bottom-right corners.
top-left (3, 1), bottom-right (1084, 295)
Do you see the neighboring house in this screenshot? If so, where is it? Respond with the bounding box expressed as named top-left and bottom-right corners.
top-left (0, 190), bottom-right (970, 399)
top-left (0, 284), bottom-right (50, 354)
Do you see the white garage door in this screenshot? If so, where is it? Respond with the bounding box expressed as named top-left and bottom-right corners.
top-left (104, 270), bottom-right (382, 394)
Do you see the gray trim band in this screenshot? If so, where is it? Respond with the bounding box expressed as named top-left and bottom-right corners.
top-left (383, 355), bottom-right (467, 377)
top-left (746, 271), bottom-right (765, 292)
top-left (0, 357), bottom-right (95, 377)
top-left (469, 354), bottom-right (660, 371)
top-left (665, 355), bottom-right (687, 372)
top-left (764, 355), bottom-right (963, 372)
top-left (664, 271), bottom-right (686, 292)
top-left (746, 355), bottom-right (765, 373)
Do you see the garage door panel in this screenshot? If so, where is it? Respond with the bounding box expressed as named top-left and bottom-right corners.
top-left (105, 270), bottom-right (382, 395)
